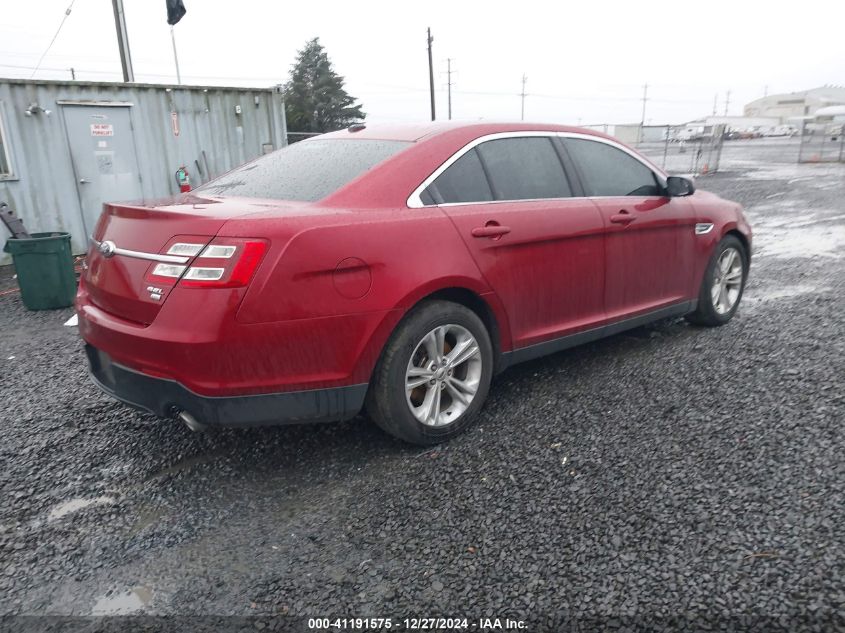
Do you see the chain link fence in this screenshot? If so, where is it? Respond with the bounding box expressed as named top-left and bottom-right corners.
top-left (797, 120), bottom-right (845, 163)
top-left (585, 123), bottom-right (725, 175)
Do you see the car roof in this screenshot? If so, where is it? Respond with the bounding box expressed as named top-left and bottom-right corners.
top-left (317, 121), bottom-right (611, 143)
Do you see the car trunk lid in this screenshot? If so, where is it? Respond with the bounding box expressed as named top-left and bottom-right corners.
top-left (83, 197), bottom-right (270, 324)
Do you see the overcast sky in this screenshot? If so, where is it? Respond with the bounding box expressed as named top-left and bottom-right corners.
top-left (2, 0), bottom-right (843, 125)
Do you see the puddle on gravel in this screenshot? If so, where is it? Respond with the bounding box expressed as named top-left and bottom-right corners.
top-left (48, 496), bottom-right (115, 521)
top-left (127, 505), bottom-right (167, 537)
top-left (91, 586), bottom-right (152, 615)
top-left (745, 284), bottom-right (827, 307)
top-left (741, 163), bottom-right (845, 182)
top-left (754, 225), bottom-right (845, 260)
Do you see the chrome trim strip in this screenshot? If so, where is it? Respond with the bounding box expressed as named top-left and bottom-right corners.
top-left (90, 238), bottom-right (190, 264)
top-left (114, 247), bottom-right (189, 264)
top-left (695, 223), bottom-right (714, 235)
top-left (406, 130), bottom-right (669, 208)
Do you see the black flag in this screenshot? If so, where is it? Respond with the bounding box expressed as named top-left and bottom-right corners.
top-left (166, 0), bottom-right (186, 25)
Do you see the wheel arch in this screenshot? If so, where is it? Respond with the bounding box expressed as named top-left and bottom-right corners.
top-left (724, 228), bottom-right (751, 261)
top-left (358, 281), bottom-right (512, 385)
top-left (417, 287), bottom-right (510, 374)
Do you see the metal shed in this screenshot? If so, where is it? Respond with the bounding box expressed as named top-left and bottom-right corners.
top-left (0, 78), bottom-right (287, 263)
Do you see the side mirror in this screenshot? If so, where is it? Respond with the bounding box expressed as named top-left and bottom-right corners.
top-left (666, 175), bottom-right (695, 197)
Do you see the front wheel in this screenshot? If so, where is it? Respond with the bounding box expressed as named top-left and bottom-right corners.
top-left (366, 300), bottom-right (493, 445)
top-left (686, 235), bottom-right (748, 326)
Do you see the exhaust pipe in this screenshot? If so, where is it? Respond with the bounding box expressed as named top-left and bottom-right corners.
top-left (177, 410), bottom-right (207, 433)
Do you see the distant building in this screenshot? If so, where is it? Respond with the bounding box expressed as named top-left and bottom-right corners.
top-left (744, 86), bottom-right (845, 122)
top-left (812, 105), bottom-right (845, 125)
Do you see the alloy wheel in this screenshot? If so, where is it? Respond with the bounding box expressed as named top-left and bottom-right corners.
top-left (711, 246), bottom-right (744, 314)
top-left (405, 324), bottom-right (482, 427)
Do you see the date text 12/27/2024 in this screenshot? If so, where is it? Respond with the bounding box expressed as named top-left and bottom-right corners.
top-left (307, 617), bottom-right (527, 630)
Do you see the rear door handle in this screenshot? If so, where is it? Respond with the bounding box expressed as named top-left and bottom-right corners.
top-left (609, 210), bottom-right (635, 225)
top-left (471, 225), bottom-right (511, 238)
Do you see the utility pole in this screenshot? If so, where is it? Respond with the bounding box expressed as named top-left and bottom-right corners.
top-left (111, 0), bottom-right (134, 82)
top-left (724, 89), bottom-right (731, 116)
top-left (638, 83), bottom-right (648, 144)
top-left (712, 93), bottom-right (718, 116)
top-left (520, 74), bottom-right (527, 121)
top-left (69, 67), bottom-right (76, 80)
top-left (427, 28), bottom-right (436, 121)
top-left (170, 26), bottom-right (182, 85)
top-left (446, 58), bottom-right (453, 120)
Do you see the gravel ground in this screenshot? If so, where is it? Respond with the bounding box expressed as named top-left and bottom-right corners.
top-left (0, 138), bottom-right (843, 630)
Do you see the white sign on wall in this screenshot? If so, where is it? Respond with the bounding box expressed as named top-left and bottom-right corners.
top-left (90, 123), bottom-right (114, 137)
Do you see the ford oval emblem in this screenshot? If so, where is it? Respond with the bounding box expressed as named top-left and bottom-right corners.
top-left (98, 240), bottom-right (116, 258)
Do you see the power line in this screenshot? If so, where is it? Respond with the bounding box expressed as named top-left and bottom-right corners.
top-left (0, 62), bottom-right (284, 83)
top-left (30, 0), bottom-right (77, 79)
top-left (638, 82), bottom-right (648, 143)
top-left (520, 74), bottom-right (527, 121)
top-left (426, 28), bottom-right (435, 121)
top-left (2, 60), bottom-right (725, 113)
top-left (446, 58), bottom-right (453, 120)
top-left (111, 0), bottom-right (133, 82)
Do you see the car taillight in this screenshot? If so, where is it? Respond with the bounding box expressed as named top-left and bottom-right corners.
top-left (180, 238), bottom-right (267, 288)
top-left (144, 238), bottom-right (267, 288)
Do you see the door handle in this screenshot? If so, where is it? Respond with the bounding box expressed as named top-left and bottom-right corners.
top-left (79, 178), bottom-right (91, 184)
top-left (609, 210), bottom-right (635, 225)
top-left (471, 224), bottom-right (511, 238)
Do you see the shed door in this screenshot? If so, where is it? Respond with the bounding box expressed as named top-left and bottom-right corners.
top-left (62, 105), bottom-right (143, 237)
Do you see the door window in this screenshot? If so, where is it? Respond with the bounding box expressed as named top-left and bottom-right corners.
top-left (477, 137), bottom-right (572, 201)
top-left (423, 148), bottom-right (493, 204)
top-left (565, 138), bottom-right (662, 197)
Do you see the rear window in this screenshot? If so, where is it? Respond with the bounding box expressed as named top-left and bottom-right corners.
top-left (197, 138), bottom-right (411, 201)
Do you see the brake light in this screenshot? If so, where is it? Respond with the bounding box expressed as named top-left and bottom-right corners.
top-left (179, 239), bottom-right (267, 288)
top-left (150, 263), bottom-right (187, 280)
top-left (166, 243), bottom-right (204, 256)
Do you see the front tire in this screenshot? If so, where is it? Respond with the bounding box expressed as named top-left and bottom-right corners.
top-left (366, 300), bottom-right (493, 445)
top-left (686, 235), bottom-right (748, 326)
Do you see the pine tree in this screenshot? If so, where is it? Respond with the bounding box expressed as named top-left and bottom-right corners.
top-left (284, 38), bottom-right (365, 134)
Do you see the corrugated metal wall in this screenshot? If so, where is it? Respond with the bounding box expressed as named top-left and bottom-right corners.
top-left (0, 78), bottom-right (287, 263)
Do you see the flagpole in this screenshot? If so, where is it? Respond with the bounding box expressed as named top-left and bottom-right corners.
top-left (170, 25), bottom-right (181, 85)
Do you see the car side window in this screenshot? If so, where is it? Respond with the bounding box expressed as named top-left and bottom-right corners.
top-left (564, 138), bottom-right (663, 197)
top-left (423, 148), bottom-right (493, 204)
top-left (476, 137), bottom-right (572, 201)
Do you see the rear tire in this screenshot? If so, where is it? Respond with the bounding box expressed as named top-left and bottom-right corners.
top-left (366, 300), bottom-right (493, 445)
top-left (686, 235), bottom-right (748, 327)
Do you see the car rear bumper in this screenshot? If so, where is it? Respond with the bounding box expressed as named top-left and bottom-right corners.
top-left (86, 345), bottom-right (368, 427)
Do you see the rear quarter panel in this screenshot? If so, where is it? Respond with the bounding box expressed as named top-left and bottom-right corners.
top-left (218, 207), bottom-right (509, 384)
top-left (225, 207), bottom-right (490, 321)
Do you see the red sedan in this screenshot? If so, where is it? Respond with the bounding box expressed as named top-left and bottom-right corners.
top-left (77, 122), bottom-right (752, 444)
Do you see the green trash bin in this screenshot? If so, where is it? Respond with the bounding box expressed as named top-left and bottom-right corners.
top-left (3, 232), bottom-right (77, 310)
